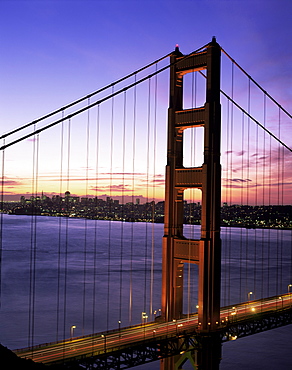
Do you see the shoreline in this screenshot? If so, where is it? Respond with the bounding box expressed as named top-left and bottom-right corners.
top-left (2, 211), bottom-right (291, 231)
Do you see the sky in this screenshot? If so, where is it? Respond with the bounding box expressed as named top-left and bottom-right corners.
top-left (0, 0), bottom-right (291, 204)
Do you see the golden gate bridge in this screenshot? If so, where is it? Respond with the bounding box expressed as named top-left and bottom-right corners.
top-left (0, 38), bottom-right (292, 369)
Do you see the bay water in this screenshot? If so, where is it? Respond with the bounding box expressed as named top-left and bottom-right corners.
top-left (0, 214), bottom-right (291, 369)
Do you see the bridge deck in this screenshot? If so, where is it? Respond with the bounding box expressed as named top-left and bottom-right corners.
top-left (14, 293), bottom-right (292, 365)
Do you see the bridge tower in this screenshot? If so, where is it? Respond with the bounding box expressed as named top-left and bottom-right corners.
top-left (161, 37), bottom-right (221, 369)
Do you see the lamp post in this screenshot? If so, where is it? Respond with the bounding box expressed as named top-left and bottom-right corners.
top-left (141, 312), bottom-right (147, 325)
top-left (70, 325), bottom-right (76, 339)
top-left (231, 306), bottom-right (237, 322)
top-left (118, 320), bottom-right (121, 337)
top-left (141, 312), bottom-right (148, 339)
top-left (279, 296), bottom-right (283, 310)
top-left (248, 291), bottom-right (253, 302)
top-left (101, 334), bottom-right (106, 353)
top-left (173, 319), bottom-right (177, 334)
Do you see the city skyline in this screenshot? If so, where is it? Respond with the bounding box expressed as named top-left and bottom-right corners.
top-left (3, 191), bottom-right (291, 229)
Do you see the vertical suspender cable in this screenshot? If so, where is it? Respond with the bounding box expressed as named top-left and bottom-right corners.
top-left (29, 127), bottom-right (39, 349)
top-left (106, 88), bottom-right (114, 331)
top-left (119, 91), bottom-right (127, 325)
top-left (129, 76), bottom-right (137, 324)
top-left (276, 107), bottom-right (281, 300)
top-left (254, 87), bottom-right (259, 297)
top-left (229, 62), bottom-right (234, 306)
top-left (240, 112), bottom-right (244, 303)
top-left (262, 94), bottom-right (271, 297)
top-left (188, 70), bottom-right (198, 315)
top-left (28, 128), bottom-right (33, 348)
top-left (225, 91), bottom-right (230, 306)
top-left (144, 77), bottom-right (151, 314)
top-left (226, 104), bottom-right (232, 309)
top-left (63, 118), bottom-right (71, 343)
top-left (245, 78), bottom-right (251, 301)
top-left (150, 64), bottom-right (158, 319)
top-left (267, 113), bottom-right (272, 298)
top-left (82, 99), bottom-right (91, 335)
top-left (256, 94), bottom-right (266, 306)
top-left (279, 107), bottom-right (285, 298)
top-left (239, 113), bottom-right (248, 298)
top-left (187, 71), bottom-right (195, 316)
top-left (33, 133), bottom-right (39, 348)
top-left (92, 105), bottom-right (100, 334)
top-left (229, 62), bottom-right (235, 303)
top-left (57, 111), bottom-right (65, 341)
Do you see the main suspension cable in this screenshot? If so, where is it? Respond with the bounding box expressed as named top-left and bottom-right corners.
top-left (221, 47), bottom-right (292, 121)
top-left (1, 44), bottom-right (209, 151)
top-left (198, 70), bottom-right (292, 152)
top-left (0, 52), bottom-right (173, 141)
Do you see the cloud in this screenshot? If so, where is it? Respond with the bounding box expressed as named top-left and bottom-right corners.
top-left (269, 181), bottom-right (292, 187)
top-left (90, 184), bottom-right (132, 193)
top-left (151, 179), bottom-right (165, 184)
top-left (37, 172), bottom-right (152, 182)
top-left (1, 178), bottom-right (24, 187)
top-left (228, 178), bottom-right (252, 183)
top-left (222, 177), bottom-right (257, 189)
top-left (225, 150), bottom-right (246, 156)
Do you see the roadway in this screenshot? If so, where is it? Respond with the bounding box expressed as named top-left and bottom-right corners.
top-left (14, 293), bottom-right (292, 365)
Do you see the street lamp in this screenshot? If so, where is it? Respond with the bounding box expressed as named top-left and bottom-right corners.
top-left (248, 291), bottom-right (253, 301)
top-left (101, 334), bottom-right (106, 352)
top-left (118, 320), bottom-right (122, 338)
top-left (231, 306), bottom-right (237, 321)
top-left (173, 319), bottom-right (177, 334)
top-left (141, 312), bottom-right (147, 325)
top-left (70, 325), bottom-right (76, 339)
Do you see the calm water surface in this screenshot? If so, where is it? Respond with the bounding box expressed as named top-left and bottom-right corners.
top-left (0, 214), bottom-right (291, 369)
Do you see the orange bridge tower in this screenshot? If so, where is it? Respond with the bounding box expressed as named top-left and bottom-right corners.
top-left (161, 37), bottom-right (221, 369)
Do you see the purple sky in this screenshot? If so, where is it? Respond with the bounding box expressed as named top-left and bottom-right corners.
top-left (0, 0), bottom-right (291, 204)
